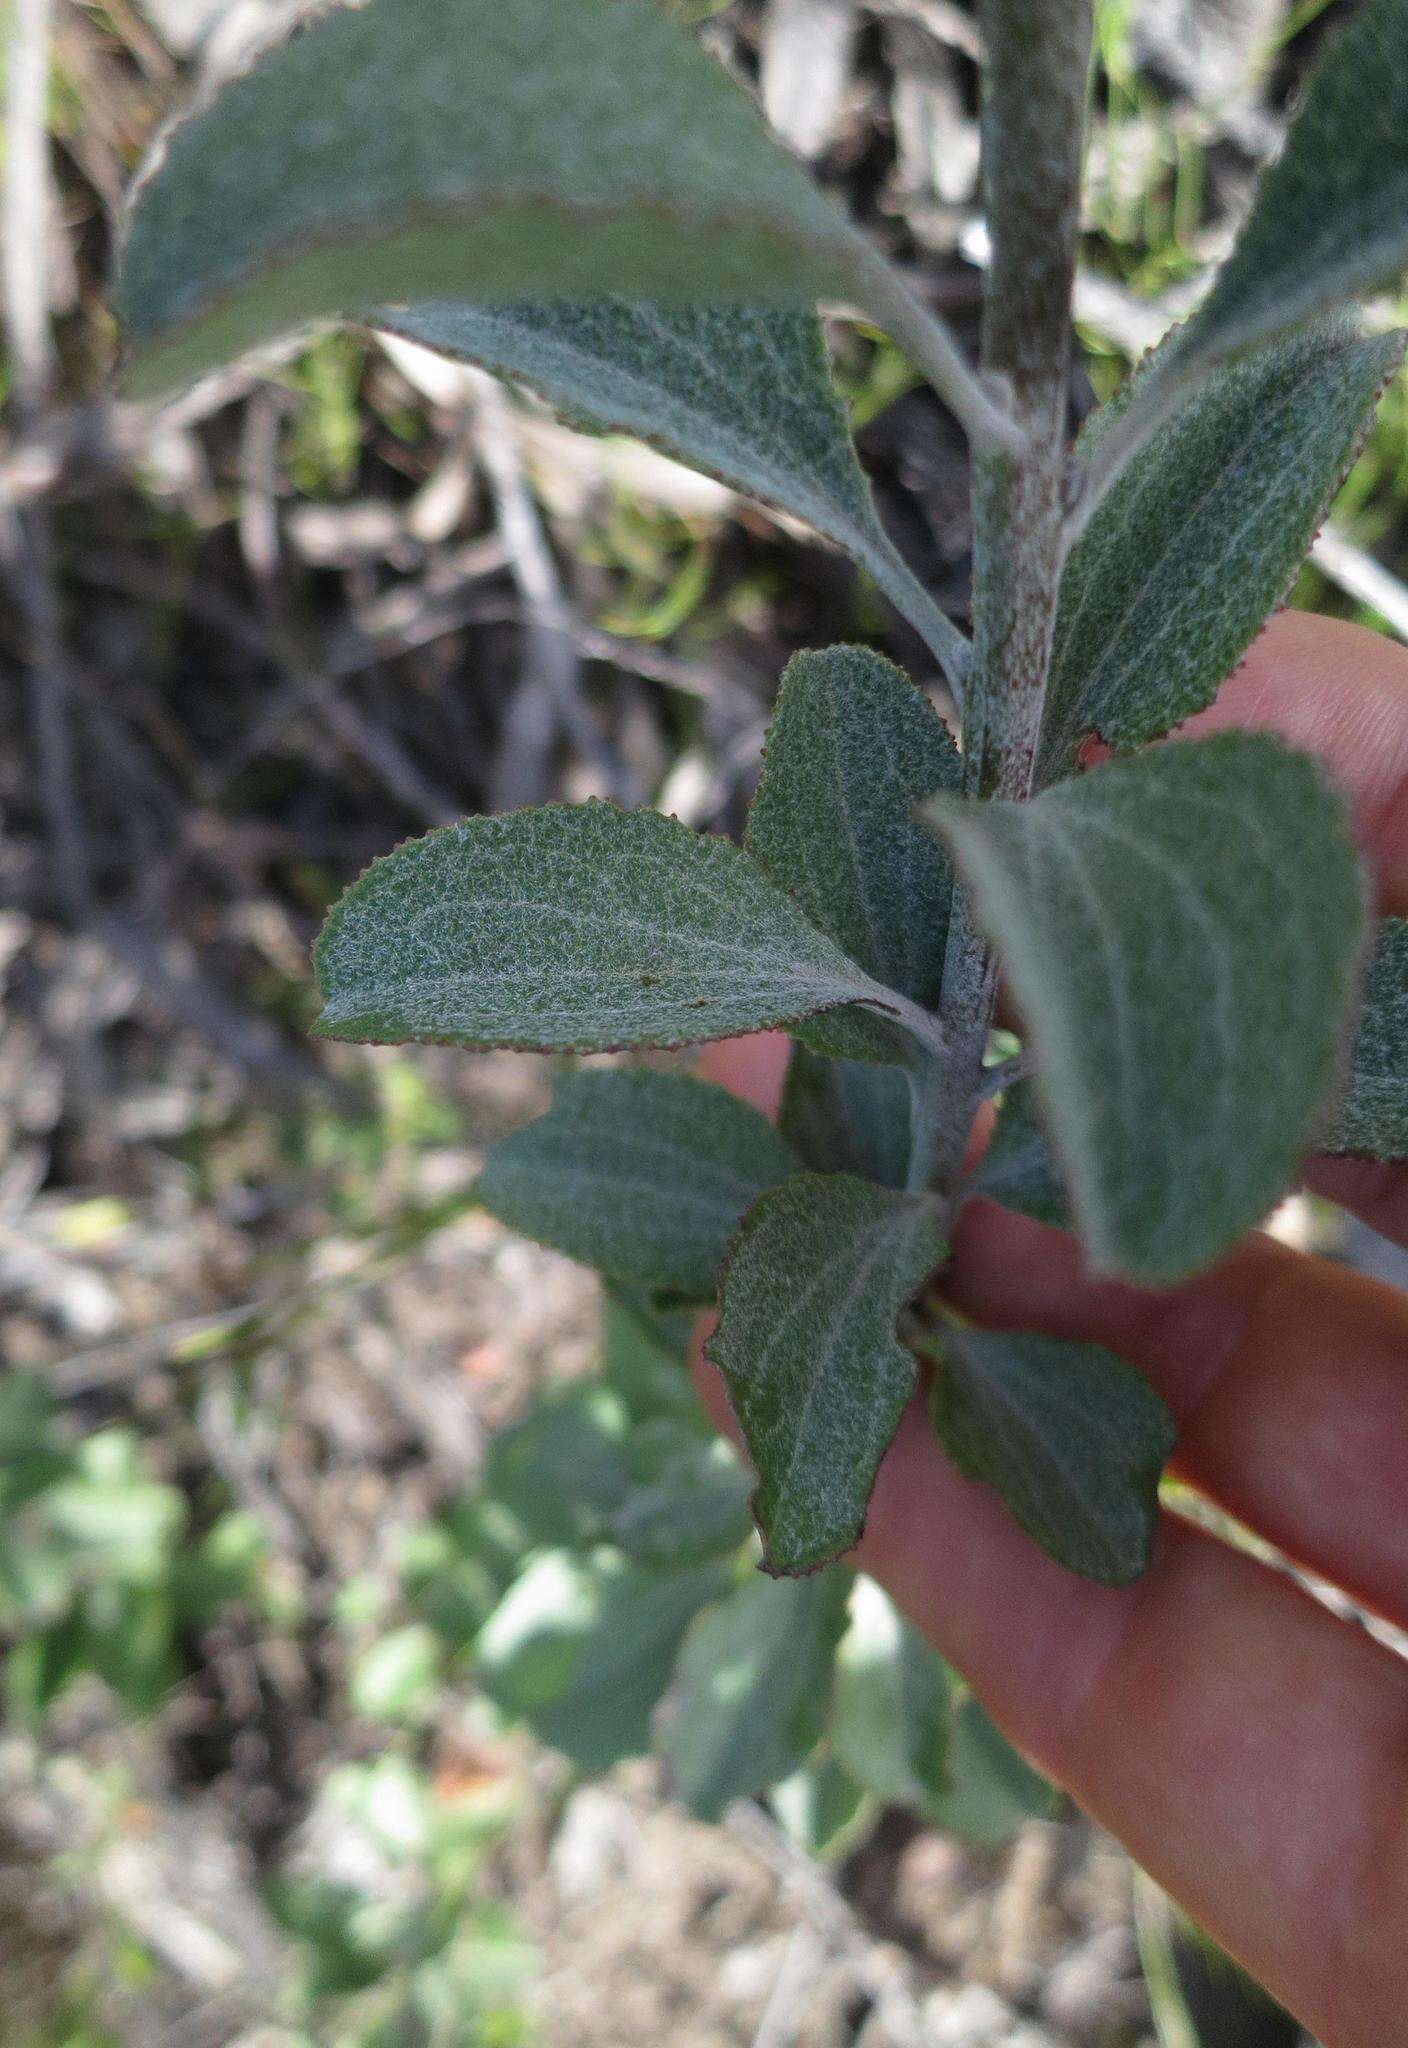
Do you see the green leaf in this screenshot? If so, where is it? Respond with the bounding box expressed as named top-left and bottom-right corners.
top-left (662, 1569), bottom-right (850, 1821)
top-left (770, 1751), bottom-right (873, 1859)
top-left (1168, 0), bottom-right (1408, 380)
top-left (968, 1079), bottom-right (1069, 1228)
top-left (0, 1536), bottom-right (78, 1633)
top-left (41, 1433), bottom-right (186, 1586)
top-left (117, 0), bottom-right (883, 400)
top-left (927, 735), bottom-right (1366, 1281)
top-left (78, 1583), bottom-right (183, 1716)
top-left (830, 1577), bottom-right (950, 1810)
top-left (350, 1624), bottom-right (443, 1725)
top-left (475, 1547), bottom-right (729, 1774)
top-left (924, 1691), bottom-right (1054, 1844)
top-left (931, 1321), bottom-right (1176, 1583)
top-left (1042, 319), bottom-right (1406, 781)
top-left (599, 1290), bottom-right (698, 1424)
top-left (477, 1069), bottom-right (799, 1299)
top-left (1327, 918), bottom-right (1408, 1158)
top-left (780, 1045), bottom-right (913, 1189)
top-left (314, 803), bottom-right (913, 1055)
top-left (609, 1431), bottom-right (754, 1567)
top-left (385, 301), bottom-right (966, 680)
top-left (482, 1385), bottom-right (629, 1551)
top-left (790, 1006), bottom-right (915, 1066)
top-left (747, 646), bottom-right (962, 1010)
top-left (708, 1174), bottom-right (945, 1572)
top-left (0, 1375), bottom-right (69, 1517)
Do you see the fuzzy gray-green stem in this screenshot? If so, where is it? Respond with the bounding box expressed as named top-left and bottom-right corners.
top-left (930, 0), bottom-right (1092, 1193)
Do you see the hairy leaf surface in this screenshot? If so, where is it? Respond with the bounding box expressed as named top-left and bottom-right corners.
top-left (968, 1080), bottom-right (1069, 1228)
top-left (780, 1046), bottom-right (912, 1189)
top-left (708, 1175), bottom-right (944, 1572)
top-left (1327, 918), bottom-right (1408, 1158)
top-left (932, 1323), bottom-right (1176, 1583)
top-left (830, 1578), bottom-right (950, 1811)
top-left (1042, 320), bottom-right (1405, 780)
top-left (477, 1070), bottom-right (799, 1299)
top-left (747, 647), bottom-right (961, 1004)
top-left (748, 646), bottom-right (959, 1064)
top-left (1169, 0), bottom-right (1408, 378)
top-left (118, 0), bottom-right (885, 398)
top-left (384, 301), bottom-right (966, 678)
top-left (927, 735), bottom-right (1365, 1280)
top-left (662, 1570), bottom-right (850, 1821)
top-left (313, 804), bottom-right (909, 1054)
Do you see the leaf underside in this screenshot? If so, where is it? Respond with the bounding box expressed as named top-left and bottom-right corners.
top-left (927, 1693), bottom-right (1055, 1842)
top-left (968, 1079), bottom-right (1069, 1228)
top-left (608, 1436), bottom-right (754, 1568)
top-left (771, 1752), bottom-right (871, 1860)
top-left (780, 1044), bottom-right (913, 1189)
top-left (1168, 0), bottom-right (1408, 379)
top-left (747, 646), bottom-right (962, 1002)
top-left (928, 734), bottom-right (1366, 1282)
top-left (476, 1547), bottom-right (729, 1774)
top-left (747, 645), bottom-right (960, 1064)
top-left (313, 802), bottom-right (901, 1054)
top-left (117, 0), bottom-right (875, 398)
top-left (662, 1568), bottom-right (851, 1822)
top-left (476, 1068), bottom-right (799, 1300)
top-left (382, 300), bottom-right (966, 678)
top-left (1042, 319), bottom-right (1406, 782)
top-left (830, 1577), bottom-right (951, 1811)
top-left (708, 1174), bottom-right (945, 1573)
top-left (1327, 918), bottom-right (1408, 1159)
top-left (933, 1321), bottom-right (1177, 1583)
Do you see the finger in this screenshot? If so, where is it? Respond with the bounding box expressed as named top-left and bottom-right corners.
top-left (697, 1031), bottom-right (790, 1121)
top-left (692, 1033), bottom-right (1408, 2036)
top-left (1191, 610), bottom-right (1408, 914)
top-left (855, 1414), bottom-right (1408, 2048)
top-left (946, 1197), bottom-right (1408, 1631)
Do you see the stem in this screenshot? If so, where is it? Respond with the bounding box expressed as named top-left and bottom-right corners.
top-left (853, 255), bottom-right (1025, 459)
top-left (929, 0), bottom-right (1093, 1193)
top-left (903, 1039), bottom-right (951, 1193)
top-left (2, 0), bottom-right (57, 413)
top-left (979, 1047), bottom-right (1035, 1100)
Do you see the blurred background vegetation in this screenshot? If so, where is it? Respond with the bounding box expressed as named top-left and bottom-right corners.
top-left (2, 1), bottom-right (1405, 2042)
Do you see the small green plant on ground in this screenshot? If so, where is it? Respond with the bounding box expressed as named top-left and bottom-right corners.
top-left (272, 1753), bottom-right (536, 2046)
top-left (368, 1286), bottom-right (1053, 1847)
top-left (0, 1370), bottom-right (535, 2045)
top-left (0, 1371), bottom-right (276, 1724)
top-left (115, 0), bottom-right (1408, 1853)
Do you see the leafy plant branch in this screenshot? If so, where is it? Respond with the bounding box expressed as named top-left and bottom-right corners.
top-left (115, 0), bottom-right (1408, 1591)
top-left (928, 0), bottom-right (1092, 1201)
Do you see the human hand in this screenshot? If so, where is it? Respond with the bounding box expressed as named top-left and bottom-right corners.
top-left (695, 610), bottom-right (1408, 2048)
